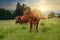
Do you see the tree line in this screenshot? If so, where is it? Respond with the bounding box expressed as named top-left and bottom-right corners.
top-left (0, 2), bottom-right (28, 20)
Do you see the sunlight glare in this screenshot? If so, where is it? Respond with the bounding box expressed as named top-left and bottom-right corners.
top-left (38, 6), bottom-right (46, 12)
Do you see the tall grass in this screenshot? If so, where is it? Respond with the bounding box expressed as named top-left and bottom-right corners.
top-left (0, 18), bottom-right (60, 40)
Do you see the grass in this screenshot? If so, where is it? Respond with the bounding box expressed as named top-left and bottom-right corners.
top-left (0, 18), bottom-right (60, 40)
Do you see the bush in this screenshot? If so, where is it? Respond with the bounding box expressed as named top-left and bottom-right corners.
top-left (40, 23), bottom-right (44, 25)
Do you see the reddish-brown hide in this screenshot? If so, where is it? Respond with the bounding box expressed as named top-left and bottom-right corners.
top-left (15, 8), bottom-right (40, 32)
top-left (55, 15), bottom-right (60, 18)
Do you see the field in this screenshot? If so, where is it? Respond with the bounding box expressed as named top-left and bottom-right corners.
top-left (0, 18), bottom-right (60, 40)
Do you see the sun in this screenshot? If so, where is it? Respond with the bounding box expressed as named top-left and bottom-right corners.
top-left (38, 6), bottom-right (46, 12)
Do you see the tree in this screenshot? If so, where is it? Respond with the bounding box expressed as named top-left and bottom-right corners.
top-left (48, 11), bottom-right (55, 18)
top-left (15, 2), bottom-right (26, 17)
top-left (15, 2), bottom-right (21, 16)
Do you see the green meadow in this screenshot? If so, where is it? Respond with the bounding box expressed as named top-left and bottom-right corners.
top-left (0, 18), bottom-right (60, 40)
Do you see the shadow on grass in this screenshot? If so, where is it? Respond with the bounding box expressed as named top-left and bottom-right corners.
top-left (0, 35), bottom-right (4, 40)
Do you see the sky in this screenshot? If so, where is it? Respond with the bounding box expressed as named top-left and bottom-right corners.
top-left (0, 0), bottom-right (60, 11)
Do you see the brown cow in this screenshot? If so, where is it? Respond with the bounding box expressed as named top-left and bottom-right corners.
top-left (16, 7), bottom-right (40, 32)
top-left (55, 15), bottom-right (60, 18)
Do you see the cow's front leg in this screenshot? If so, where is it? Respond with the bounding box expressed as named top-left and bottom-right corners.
top-left (30, 21), bottom-right (33, 32)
